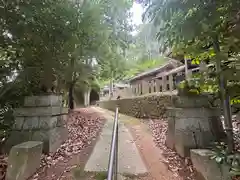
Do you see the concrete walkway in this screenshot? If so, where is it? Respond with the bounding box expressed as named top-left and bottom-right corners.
top-left (84, 107), bottom-right (147, 175)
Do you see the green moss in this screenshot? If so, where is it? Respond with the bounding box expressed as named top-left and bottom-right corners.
top-left (72, 166), bottom-right (85, 180)
top-left (94, 172), bottom-right (108, 180)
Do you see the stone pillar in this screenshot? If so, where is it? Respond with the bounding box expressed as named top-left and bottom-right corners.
top-left (162, 76), bottom-right (167, 91)
top-left (166, 95), bottom-right (225, 157)
top-left (84, 88), bottom-right (91, 106)
top-left (6, 95), bottom-right (68, 154)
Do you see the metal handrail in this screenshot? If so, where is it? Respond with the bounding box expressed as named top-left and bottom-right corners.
top-left (107, 107), bottom-right (119, 180)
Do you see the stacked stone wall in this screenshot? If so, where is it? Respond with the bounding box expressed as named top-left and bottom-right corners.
top-left (5, 95), bottom-right (68, 154)
top-left (98, 94), bottom-right (173, 119)
top-left (98, 94), bottom-right (225, 157)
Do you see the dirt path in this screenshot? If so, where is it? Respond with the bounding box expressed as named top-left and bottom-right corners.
top-left (92, 107), bottom-right (182, 180)
top-left (125, 121), bottom-right (180, 180)
top-left (27, 107), bottom-right (195, 180)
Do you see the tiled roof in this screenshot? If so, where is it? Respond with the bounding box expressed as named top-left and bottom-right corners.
top-left (128, 58), bottom-right (182, 82)
top-left (164, 65), bottom-right (185, 76)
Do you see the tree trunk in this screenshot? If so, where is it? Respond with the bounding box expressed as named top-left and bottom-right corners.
top-left (68, 57), bottom-right (75, 110)
top-left (109, 71), bottom-right (114, 99)
top-left (68, 83), bottom-right (74, 110)
top-left (212, 35), bottom-right (234, 152)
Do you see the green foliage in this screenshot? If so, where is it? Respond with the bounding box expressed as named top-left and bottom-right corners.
top-left (124, 57), bottom-right (167, 79)
top-left (177, 79), bottom-right (201, 96)
top-left (142, 0), bottom-right (240, 97)
top-left (98, 56), bottom-right (167, 88)
top-left (141, 0), bottom-right (240, 151)
top-left (0, 0), bottom-right (132, 95)
top-left (0, 0), bottom-right (133, 145)
top-left (211, 142), bottom-right (240, 177)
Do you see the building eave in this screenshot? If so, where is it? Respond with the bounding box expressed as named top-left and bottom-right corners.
top-left (128, 58), bottom-right (183, 82)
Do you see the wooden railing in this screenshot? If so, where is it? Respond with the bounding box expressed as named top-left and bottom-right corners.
top-left (130, 65), bottom-right (206, 96)
top-left (100, 63), bottom-right (215, 99)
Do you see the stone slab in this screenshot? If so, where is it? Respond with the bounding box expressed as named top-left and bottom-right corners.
top-left (14, 106), bottom-right (62, 117)
top-left (84, 118), bottom-right (147, 175)
top-left (49, 126), bottom-right (68, 153)
top-left (61, 107), bottom-right (68, 114)
top-left (32, 127), bottom-right (68, 154)
top-left (166, 116), bottom-right (175, 149)
top-left (174, 129), bottom-right (196, 157)
top-left (4, 131), bottom-right (33, 154)
top-left (38, 116), bottom-right (58, 129)
top-left (24, 95), bottom-right (62, 107)
top-left (167, 107), bottom-right (219, 119)
top-left (22, 116), bottom-right (39, 130)
top-left (190, 149), bottom-right (231, 180)
top-left (5, 126), bottom-right (67, 154)
top-left (56, 115), bottom-right (67, 127)
top-left (171, 95), bottom-right (211, 108)
top-left (174, 128), bottom-right (214, 157)
top-left (14, 116), bottom-right (60, 130)
top-left (6, 141), bottom-right (43, 180)
top-left (13, 117), bottom-right (25, 130)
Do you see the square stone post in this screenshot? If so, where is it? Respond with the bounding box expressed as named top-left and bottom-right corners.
top-left (166, 96), bottom-right (224, 158)
top-left (6, 95), bottom-right (68, 154)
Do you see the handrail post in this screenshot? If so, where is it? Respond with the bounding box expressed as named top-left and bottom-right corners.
top-left (107, 107), bottom-right (119, 180)
top-left (114, 120), bottom-right (118, 179)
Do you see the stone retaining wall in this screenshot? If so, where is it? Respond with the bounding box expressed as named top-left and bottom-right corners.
top-left (98, 94), bottom-right (225, 158)
top-left (97, 93), bottom-right (212, 119)
top-left (98, 93), bottom-right (173, 119)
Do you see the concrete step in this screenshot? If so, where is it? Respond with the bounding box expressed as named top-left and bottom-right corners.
top-left (84, 115), bottom-right (147, 175)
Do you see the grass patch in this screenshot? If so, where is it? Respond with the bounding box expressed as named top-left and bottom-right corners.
top-left (72, 166), bottom-right (86, 179)
top-left (94, 172), bottom-right (108, 180)
top-left (122, 173), bottom-right (138, 179)
top-left (122, 172), bottom-right (148, 179)
top-left (72, 168), bottom-right (108, 180)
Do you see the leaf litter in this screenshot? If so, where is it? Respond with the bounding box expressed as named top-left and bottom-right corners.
top-left (148, 119), bottom-right (197, 180)
top-left (0, 108), bottom-right (105, 180)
